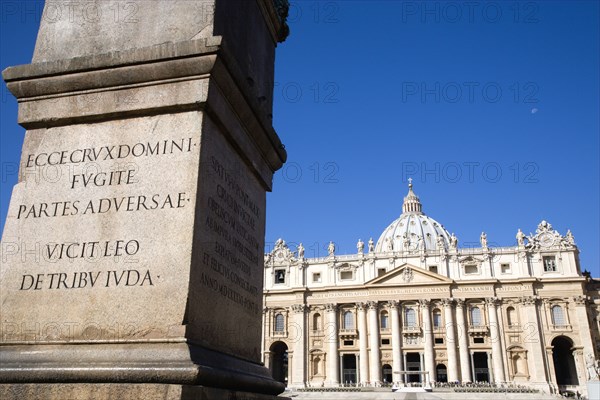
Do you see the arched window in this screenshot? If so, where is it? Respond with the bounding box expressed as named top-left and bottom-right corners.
top-left (343, 311), bottom-right (355, 329)
top-left (405, 307), bottom-right (417, 327)
top-left (380, 311), bottom-right (389, 329)
top-left (551, 305), bottom-right (566, 325)
top-left (432, 309), bottom-right (442, 328)
top-left (507, 306), bottom-right (517, 326)
top-left (313, 313), bottom-right (322, 331)
top-left (274, 313), bottom-right (285, 332)
top-left (470, 307), bottom-right (482, 326)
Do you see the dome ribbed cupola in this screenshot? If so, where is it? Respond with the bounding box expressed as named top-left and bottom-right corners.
top-left (375, 182), bottom-right (451, 253)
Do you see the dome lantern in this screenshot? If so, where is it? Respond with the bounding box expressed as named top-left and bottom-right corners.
top-left (402, 178), bottom-right (423, 214)
top-left (375, 182), bottom-right (451, 253)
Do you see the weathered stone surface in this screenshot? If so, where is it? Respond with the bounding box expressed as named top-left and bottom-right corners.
top-left (0, 0), bottom-right (289, 398)
top-left (0, 383), bottom-right (288, 400)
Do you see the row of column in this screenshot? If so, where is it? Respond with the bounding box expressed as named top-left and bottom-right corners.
top-left (273, 296), bottom-right (593, 393)
top-left (319, 297), bottom-right (507, 386)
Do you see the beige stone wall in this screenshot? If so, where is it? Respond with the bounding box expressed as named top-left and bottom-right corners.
top-left (263, 250), bottom-right (599, 394)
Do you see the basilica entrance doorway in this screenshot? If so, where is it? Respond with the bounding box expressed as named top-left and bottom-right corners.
top-left (473, 352), bottom-right (490, 382)
top-left (342, 354), bottom-right (357, 384)
top-left (382, 364), bottom-right (393, 383)
top-left (269, 341), bottom-right (288, 384)
top-left (436, 364), bottom-right (448, 382)
top-left (552, 336), bottom-right (579, 386)
top-left (406, 352), bottom-right (422, 383)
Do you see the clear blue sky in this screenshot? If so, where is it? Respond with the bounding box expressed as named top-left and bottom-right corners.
top-left (1, 1), bottom-right (599, 276)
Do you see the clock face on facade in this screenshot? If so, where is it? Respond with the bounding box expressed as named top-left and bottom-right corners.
top-left (539, 232), bottom-right (555, 248)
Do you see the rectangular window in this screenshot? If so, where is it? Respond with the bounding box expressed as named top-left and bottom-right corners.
top-left (543, 256), bottom-right (557, 272)
top-left (470, 307), bottom-right (482, 326)
top-left (274, 314), bottom-right (285, 332)
top-left (378, 268), bottom-right (386, 277)
top-left (343, 311), bottom-right (355, 329)
top-left (465, 264), bottom-right (478, 274)
top-left (405, 308), bottom-right (417, 327)
top-left (381, 338), bottom-right (390, 345)
top-left (274, 269), bottom-right (286, 284)
top-left (429, 265), bottom-right (438, 274)
top-left (434, 338), bottom-right (444, 344)
top-left (312, 273), bottom-right (322, 283)
top-left (551, 305), bottom-right (566, 325)
top-left (343, 340), bottom-right (354, 346)
top-left (473, 337), bottom-right (485, 344)
top-left (340, 271), bottom-right (354, 280)
top-left (433, 312), bottom-right (442, 328)
top-left (380, 313), bottom-right (389, 329)
top-left (501, 263), bottom-right (511, 273)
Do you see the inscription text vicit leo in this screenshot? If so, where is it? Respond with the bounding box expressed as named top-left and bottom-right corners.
top-left (12, 134), bottom-right (199, 291)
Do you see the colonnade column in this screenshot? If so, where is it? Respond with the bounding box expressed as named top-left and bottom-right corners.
top-left (325, 303), bottom-right (339, 386)
top-left (545, 346), bottom-right (557, 393)
top-left (419, 299), bottom-right (435, 386)
top-left (442, 298), bottom-right (459, 382)
top-left (261, 307), bottom-right (267, 365)
top-left (522, 296), bottom-right (547, 386)
top-left (455, 299), bottom-right (472, 382)
top-left (357, 302), bottom-right (369, 385)
top-left (367, 301), bottom-right (382, 385)
top-left (486, 297), bottom-right (505, 382)
top-left (389, 301), bottom-right (404, 384)
top-left (487, 351), bottom-right (494, 382)
top-left (291, 304), bottom-right (306, 387)
top-left (573, 295), bottom-right (596, 374)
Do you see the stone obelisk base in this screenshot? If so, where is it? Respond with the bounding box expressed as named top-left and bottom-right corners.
top-left (0, 384), bottom-right (288, 400)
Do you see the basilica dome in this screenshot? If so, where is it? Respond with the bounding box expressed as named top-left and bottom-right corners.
top-left (375, 183), bottom-right (452, 253)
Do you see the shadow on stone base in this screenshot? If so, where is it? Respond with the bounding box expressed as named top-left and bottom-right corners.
top-left (0, 342), bottom-right (285, 399)
top-left (0, 384), bottom-right (289, 400)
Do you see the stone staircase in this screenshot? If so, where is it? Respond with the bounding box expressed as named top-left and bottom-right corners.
top-left (281, 387), bottom-right (560, 399)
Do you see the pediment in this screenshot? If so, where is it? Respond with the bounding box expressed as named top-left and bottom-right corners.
top-left (366, 263), bottom-right (452, 286)
top-left (458, 255), bottom-right (484, 265)
top-left (336, 262), bottom-right (359, 271)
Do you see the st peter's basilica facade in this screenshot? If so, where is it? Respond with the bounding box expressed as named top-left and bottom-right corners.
top-left (262, 184), bottom-right (600, 396)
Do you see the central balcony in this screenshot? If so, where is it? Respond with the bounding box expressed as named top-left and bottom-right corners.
top-left (339, 328), bottom-right (357, 338)
top-left (468, 325), bottom-right (489, 335)
top-left (402, 325), bottom-right (421, 335)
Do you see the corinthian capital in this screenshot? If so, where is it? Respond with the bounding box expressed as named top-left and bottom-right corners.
top-left (418, 299), bottom-right (431, 308)
top-left (442, 298), bottom-right (455, 308)
top-left (325, 303), bottom-right (337, 313)
top-left (366, 301), bottom-right (379, 310)
top-left (485, 297), bottom-right (500, 307)
top-left (522, 296), bottom-right (539, 306)
top-left (291, 304), bottom-right (307, 313)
